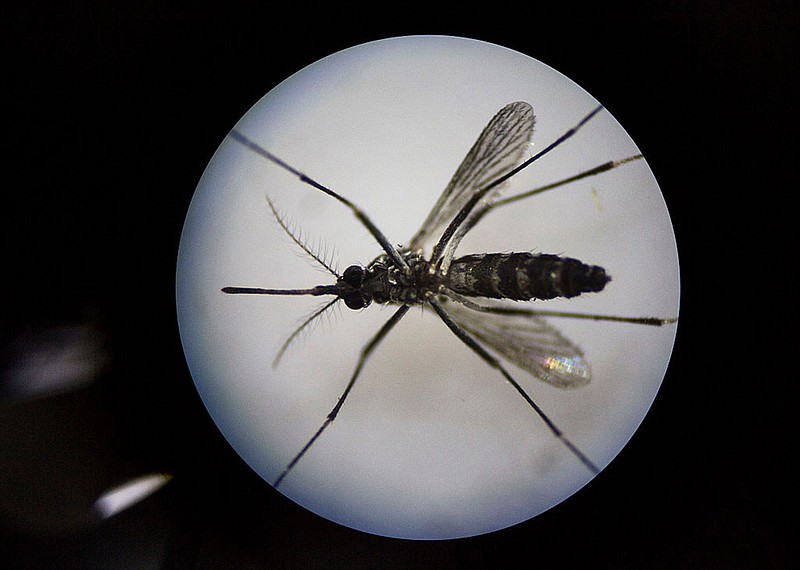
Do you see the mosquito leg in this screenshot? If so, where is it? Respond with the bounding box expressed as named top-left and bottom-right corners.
top-left (502, 308), bottom-right (677, 326)
top-left (456, 154), bottom-right (644, 238)
top-left (427, 296), bottom-right (600, 475)
top-left (442, 293), bottom-right (676, 327)
top-left (431, 106), bottom-right (604, 268)
top-left (494, 155), bottom-right (643, 209)
top-left (274, 303), bottom-right (412, 488)
top-left (229, 130), bottom-right (409, 272)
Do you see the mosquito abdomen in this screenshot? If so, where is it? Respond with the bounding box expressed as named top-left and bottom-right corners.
top-left (446, 252), bottom-right (609, 301)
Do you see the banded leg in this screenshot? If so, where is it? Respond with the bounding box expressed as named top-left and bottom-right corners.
top-left (444, 292), bottom-right (676, 327)
top-left (460, 154), bottom-right (644, 238)
top-left (274, 303), bottom-right (412, 487)
top-left (229, 130), bottom-right (409, 272)
top-left (427, 295), bottom-right (600, 475)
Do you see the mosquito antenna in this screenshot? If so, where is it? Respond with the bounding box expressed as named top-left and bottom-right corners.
top-left (273, 297), bottom-right (340, 367)
top-left (264, 194), bottom-right (339, 277)
top-left (431, 105), bottom-right (604, 269)
top-left (229, 130), bottom-right (410, 272)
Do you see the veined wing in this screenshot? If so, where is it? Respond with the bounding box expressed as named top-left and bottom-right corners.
top-left (442, 299), bottom-right (591, 389)
top-left (407, 102), bottom-right (535, 254)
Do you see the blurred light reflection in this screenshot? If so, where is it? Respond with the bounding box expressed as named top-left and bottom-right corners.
top-left (1, 322), bottom-right (109, 401)
top-left (93, 473), bottom-right (173, 519)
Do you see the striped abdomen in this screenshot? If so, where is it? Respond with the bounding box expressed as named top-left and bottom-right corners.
top-left (446, 252), bottom-right (609, 301)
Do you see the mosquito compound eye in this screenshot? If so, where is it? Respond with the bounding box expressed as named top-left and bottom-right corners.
top-left (343, 292), bottom-right (370, 310)
top-left (342, 265), bottom-right (365, 288)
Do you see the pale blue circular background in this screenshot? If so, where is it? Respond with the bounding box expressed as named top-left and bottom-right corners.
top-left (176, 36), bottom-right (679, 539)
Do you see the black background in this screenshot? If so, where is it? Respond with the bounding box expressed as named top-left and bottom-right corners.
top-left (3, 2), bottom-right (795, 568)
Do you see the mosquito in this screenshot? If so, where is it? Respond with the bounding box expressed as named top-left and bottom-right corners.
top-left (223, 102), bottom-right (677, 488)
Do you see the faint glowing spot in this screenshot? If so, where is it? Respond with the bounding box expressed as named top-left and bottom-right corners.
top-left (1, 323), bottom-right (109, 400)
top-left (592, 188), bottom-right (604, 212)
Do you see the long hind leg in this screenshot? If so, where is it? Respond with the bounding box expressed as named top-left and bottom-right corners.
top-left (274, 303), bottom-right (411, 488)
top-left (427, 296), bottom-right (600, 475)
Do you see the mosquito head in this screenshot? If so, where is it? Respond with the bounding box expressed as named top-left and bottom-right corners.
top-left (339, 265), bottom-right (372, 310)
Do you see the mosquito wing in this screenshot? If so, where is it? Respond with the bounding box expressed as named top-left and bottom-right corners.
top-left (407, 102), bottom-right (535, 254)
top-left (442, 300), bottom-right (591, 389)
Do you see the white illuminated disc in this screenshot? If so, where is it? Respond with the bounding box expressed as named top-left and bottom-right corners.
top-left (176, 36), bottom-right (679, 539)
